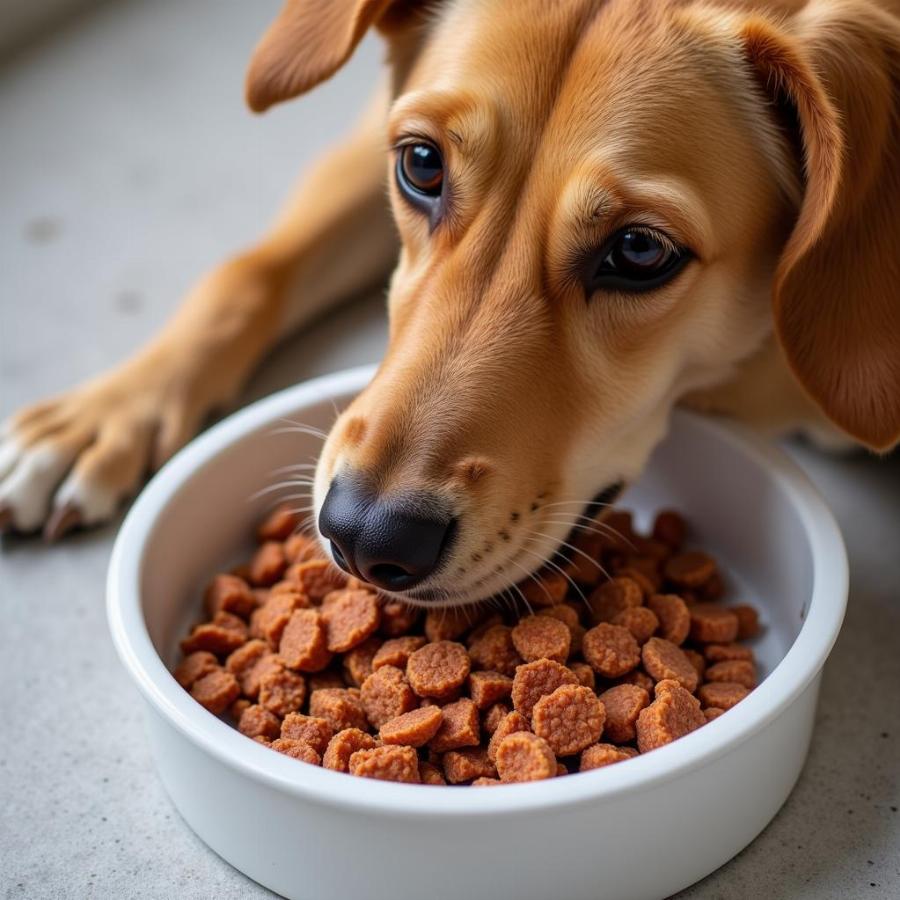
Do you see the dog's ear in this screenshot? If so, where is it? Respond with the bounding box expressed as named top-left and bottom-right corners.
top-left (246, 0), bottom-right (424, 113)
top-left (740, 3), bottom-right (900, 451)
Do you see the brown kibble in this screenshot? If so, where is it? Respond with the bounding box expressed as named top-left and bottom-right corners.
top-left (647, 594), bottom-right (690, 645)
top-left (360, 665), bottom-right (417, 729)
top-left (664, 551), bottom-right (717, 589)
top-left (240, 653), bottom-right (284, 700)
top-left (249, 541), bottom-right (288, 587)
top-left (250, 591), bottom-right (307, 648)
top-left (511, 659), bottom-right (580, 720)
top-left (598, 684), bottom-right (649, 744)
top-left (380, 706), bottom-right (443, 747)
top-left (517, 570), bottom-right (569, 607)
top-left (683, 648), bottom-right (707, 681)
top-left (641, 637), bottom-right (699, 693)
top-left (468, 671), bottom-right (513, 709)
top-left (322, 728), bottom-right (376, 772)
top-left (419, 761), bottom-right (448, 785)
top-left (204, 574), bottom-right (256, 619)
top-left (511, 615), bottom-right (571, 663)
top-left (569, 661), bottom-right (596, 691)
top-left (704, 642), bottom-right (754, 663)
top-left (704, 707), bottom-right (726, 722)
top-left (429, 698), bottom-right (480, 752)
top-left (349, 745), bottom-right (419, 783)
top-left (580, 743), bottom-right (635, 770)
top-left (611, 606), bottom-right (659, 645)
top-left (443, 747), bottom-right (496, 784)
top-left (229, 698), bottom-right (251, 721)
top-left (321, 589), bottom-right (381, 652)
top-left (256, 506), bottom-right (300, 543)
top-left (238, 704), bottom-right (281, 740)
top-left (225, 638), bottom-right (268, 683)
top-left (487, 711), bottom-right (530, 763)
top-left (379, 600), bottom-right (422, 637)
top-left (270, 738), bottom-right (320, 765)
top-left (174, 651), bottom-right (218, 688)
top-left (532, 685), bottom-right (606, 756)
top-left (698, 681), bottom-right (750, 710)
top-left (472, 776), bottom-right (502, 786)
top-left (495, 732), bottom-right (557, 783)
top-left (538, 603), bottom-right (581, 630)
top-left (343, 636), bottom-right (382, 687)
top-left (589, 577), bottom-right (644, 624)
top-left (733, 604), bottom-right (761, 639)
top-left (706, 659), bottom-right (756, 689)
top-left (617, 669), bottom-right (655, 695)
top-left (407, 641), bottom-right (471, 700)
top-left (424, 605), bottom-right (479, 642)
top-left (280, 713), bottom-right (334, 755)
top-left (190, 668), bottom-right (240, 715)
top-left (652, 510), bottom-right (686, 549)
top-left (284, 532), bottom-right (323, 564)
top-left (636, 682), bottom-right (705, 752)
top-left (289, 560), bottom-right (347, 603)
top-left (482, 702), bottom-right (510, 735)
top-left (180, 611), bottom-right (248, 657)
top-left (279, 609), bottom-right (332, 672)
top-left (613, 566), bottom-right (657, 599)
top-left (689, 603), bottom-right (739, 644)
top-left (468, 625), bottom-right (522, 676)
top-left (309, 687), bottom-right (368, 732)
top-left (258, 667), bottom-right (307, 717)
top-left (309, 669), bottom-right (346, 693)
top-left (582, 623), bottom-right (641, 678)
top-left (372, 636), bottom-right (427, 671)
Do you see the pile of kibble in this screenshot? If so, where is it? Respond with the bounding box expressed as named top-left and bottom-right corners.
top-left (174, 505), bottom-right (760, 785)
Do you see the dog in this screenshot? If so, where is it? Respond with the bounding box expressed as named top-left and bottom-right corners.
top-left (1, 0), bottom-right (898, 605)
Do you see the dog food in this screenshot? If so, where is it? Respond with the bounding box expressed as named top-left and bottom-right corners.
top-left (174, 505), bottom-right (763, 784)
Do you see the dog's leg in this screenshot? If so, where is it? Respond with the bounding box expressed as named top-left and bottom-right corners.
top-left (0, 93), bottom-right (396, 539)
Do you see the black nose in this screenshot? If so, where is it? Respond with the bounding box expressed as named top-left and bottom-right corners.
top-left (318, 476), bottom-right (456, 591)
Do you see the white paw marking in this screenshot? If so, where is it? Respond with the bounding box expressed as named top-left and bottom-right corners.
top-left (53, 470), bottom-right (120, 526)
top-left (0, 443), bottom-right (70, 531)
top-left (0, 436), bottom-right (22, 481)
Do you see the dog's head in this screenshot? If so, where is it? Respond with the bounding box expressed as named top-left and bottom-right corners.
top-left (248, 0), bottom-right (900, 604)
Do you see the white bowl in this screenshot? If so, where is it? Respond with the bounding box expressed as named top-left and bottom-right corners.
top-left (107, 364), bottom-right (847, 900)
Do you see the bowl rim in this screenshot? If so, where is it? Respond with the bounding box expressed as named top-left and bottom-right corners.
top-left (107, 364), bottom-right (848, 818)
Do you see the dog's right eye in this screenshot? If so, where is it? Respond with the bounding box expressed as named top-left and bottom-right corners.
top-left (396, 142), bottom-right (444, 211)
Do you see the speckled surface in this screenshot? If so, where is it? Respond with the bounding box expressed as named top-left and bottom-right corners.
top-left (1, 2), bottom-right (898, 898)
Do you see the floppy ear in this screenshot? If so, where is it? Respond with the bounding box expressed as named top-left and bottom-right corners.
top-left (246, 0), bottom-right (417, 113)
top-left (740, 2), bottom-right (900, 451)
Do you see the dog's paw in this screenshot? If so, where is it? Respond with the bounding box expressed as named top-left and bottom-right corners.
top-left (0, 366), bottom-right (207, 540)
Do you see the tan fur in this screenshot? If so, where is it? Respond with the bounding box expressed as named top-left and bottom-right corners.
top-left (4, 0), bottom-right (899, 576)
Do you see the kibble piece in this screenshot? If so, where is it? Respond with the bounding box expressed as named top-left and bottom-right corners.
top-left (180, 611), bottom-right (248, 657)
top-left (580, 743), bottom-right (635, 771)
top-left (349, 745), bottom-right (419, 783)
top-left (598, 684), bottom-right (649, 744)
top-left (407, 641), bottom-right (471, 700)
top-left (424, 606), bottom-right (478, 642)
top-left (174, 651), bottom-right (219, 688)
top-left (472, 777), bottom-right (501, 786)
top-left (419, 761), bottom-right (448, 785)
top-left (379, 600), bottom-right (422, 637)
top-left (582, 623), bottom-right (641, 678)
top-left (652, 510), bottom-right (686, 549)
top-left (732, 604), bottom-right (761, 640)
top-left (230, 698), bottom-right (251, 721)
top-left (641, 637), bottom-right (699, 693)
top-left (538, 604), bottom-right (581, 630)
top-left (309, 688), bottom-right (368, 732)
top-left (270, 738), bottom-right (320, 765)
top-left (289, 560), bottom-right (347, 603)
top-left (664, 551), bottom-right (717, 588)
top-left (204, 574), bottom-right (257, 619)
top-left (468, 625), bottom-right (522, 677)
top-left (258, 668), bottom-right (307, 717)
top-left (321, 589), bottom-right (381, 652)
top-left (614, 566), bottom-right (657, 599)
top-left (589, 577), bottom-right (644, 624)
top-left (706, 659), bottom-right (756, 689)
top-left (511, 616), bottom-right (571, 663)
top-left (569, 661), bottom-right (596, 691)
top-left (224, 638), bottom-right (268, 683)
top-left (636, 682), bottom-right (705, 752)
top-left (238, 704), bottom-right (281, 740)
top-left (380, 706), bottom-right (444, 747)
top-left (482, 702), bottom-right (510, 735)
top-left (511, 659), bottom-right (580, 720)
top-left (468, 671), bottom-right (513, 709)
top-left (532, 685), bottom-right (606, 756)
top-left (704, 642), bottom-right (754, 663)
top-left (279, 609), bottom-right (332, 672)
top-left (704, 707), bottom-right (726, 722)
top-left (683, 648), bottom-right (707, 681)
top-left (190, 668), bottom-right (240, 714)
top-left (689, 603), bottom-right (739, 644)
top-left (617, 669), bottom-right (655, 695)
top-left (517, 571), bottom-right (568, 607)
top-left (429, 698), bottom-right (480, 752)
top-left (322, 728), bottom-right (377, 772)
top-left (283, 532), bottom-right (323, 564)
top-left (647, 594), bottom-right (690, 645)
top-left (343, 636), bottom-right (382, 687)
top-left (611, 606), bottom-right (659, 645)
top-left (240, 653), bottom-right (284, 700)
top-left (280, 713), bottom-right (334, 755)
top-left (360, 665), bottom-right (417, 729)
top-left (250, 592), bottom-right (306, 647)
top-left (487, 711), bottom-right (530, 763)
top-left (249, 541), bottom-right (288, 586)
top-left (372, 636), bottom-right (427, 671)
top-left (443, 747), bottom-right (497, 784)
top-left (256, 505), bottom-right (300, 543)
top-left (309, 669), bottom-right (346, 693)
top-left (495, 733), bottom-right (557, 783)
top-left (698, 681), bottom-right (750, 710)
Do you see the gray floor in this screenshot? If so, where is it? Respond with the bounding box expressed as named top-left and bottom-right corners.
top-left (1, 2), bottom-right (897, 898)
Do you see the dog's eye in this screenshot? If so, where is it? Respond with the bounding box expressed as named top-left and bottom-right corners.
top-left (587, 228), bottom-right (688, 293)
top-left (396, 142), bottom-right (444, 201)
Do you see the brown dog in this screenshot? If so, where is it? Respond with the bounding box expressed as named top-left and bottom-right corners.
top-left (1, 0), bottom-right (898, 604)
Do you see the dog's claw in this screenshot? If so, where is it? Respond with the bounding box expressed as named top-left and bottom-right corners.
top-left (44, 503), bottom-right (82, 542)
top-left (0, 504), bottom-right (13, 534)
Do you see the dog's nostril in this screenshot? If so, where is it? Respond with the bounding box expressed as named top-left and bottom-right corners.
top-left (368, 563), bottom-right (418, 590)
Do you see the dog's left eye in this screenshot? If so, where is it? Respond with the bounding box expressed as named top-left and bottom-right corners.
top-left (586, 227), bottom-right (688, 294)
top-left (397, 142), bottom-right (444, 200)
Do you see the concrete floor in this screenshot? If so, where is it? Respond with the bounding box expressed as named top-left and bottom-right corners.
top-left (1, 2), bottom-right (898, 898)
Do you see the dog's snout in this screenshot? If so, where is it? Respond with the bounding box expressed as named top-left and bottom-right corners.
top-left (318, 476), bottom-right (455, 591)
